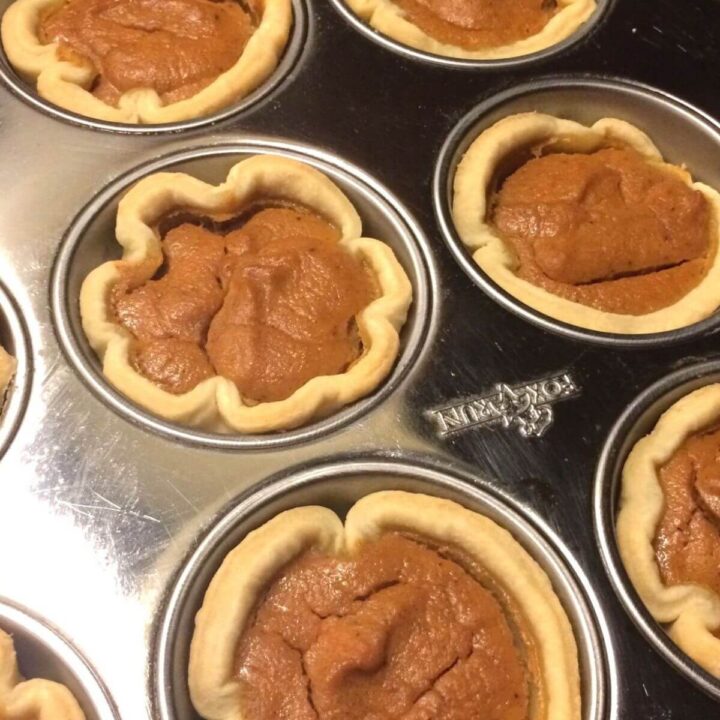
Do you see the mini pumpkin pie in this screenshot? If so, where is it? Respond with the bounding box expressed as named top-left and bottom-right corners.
top-left (344, 0), bottom-right (595, 60)
top-left (618, 384), bottom-right (720, 677)
top-left (1, 0), bottom-right (291, 123)
top-left (189, 490), bottom-right (581, 720)
top-left (0, 345), bottom-right (15, 413)
top-left (0, 628), bottom-right (85, 719)
top-left (453, 112), bottom-right (720, 334)
top-left (80, 156), bottom-right (412, 434)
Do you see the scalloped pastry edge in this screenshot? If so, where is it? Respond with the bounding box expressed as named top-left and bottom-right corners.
top-left (452, 112), bottom-right (720, 334)
top-left (344, 0), bottom-right (596, 60)
top-left (0, 629), bottom-right (85, 720)
top-left (80, 155), bottom-right (412, 434)
top-left (617, 384), bottom-right (720, 677)
top-left (189, 490), bottom-right (581, 720)
top-left (1, 0), bottom-right (292, 123)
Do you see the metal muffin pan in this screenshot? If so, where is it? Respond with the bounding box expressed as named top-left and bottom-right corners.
top-left (0, 281), bottom-right (30, 459)
top-left (2, 0), bottom-right (720, 717)
top-left (328, 0), bottom-right (613, 69)
top-left (51, 138), bottom-right (438, 449)
top-left (156, 459), bottom-right (614, 720)
top-left (433, 76), bottom-right (720, 348)
top-left (594, 358), bottom-right (720, 702)
top-left (0, 597), bottom-right (118, 719)
top-left (0, 0), bottom-right (310, 134)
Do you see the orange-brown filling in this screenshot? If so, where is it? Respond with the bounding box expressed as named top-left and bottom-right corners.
top-left (236, 532), bottom-right (534, 720)
top-left (38, 0), bottom-right (257, 106)
top-left (491, 148), bottom-right (714, 315)
top-left (655, 425), bottom-right (720, 597)
top-left (111, 206), bottom-right (377, 402)
top-left (391, 0), bottom-right (557, 50)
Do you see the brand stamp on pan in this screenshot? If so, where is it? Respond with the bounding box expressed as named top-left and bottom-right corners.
top-left (427, 372), bottom-right (581, 439)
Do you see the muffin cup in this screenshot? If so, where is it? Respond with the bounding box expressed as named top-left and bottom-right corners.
top-left (51, 139), bottom-right (437, 449)
top-left (433, 75), bottom-right (720, 348)
top-left (329, 0), bottom-right (611, 68)
top-left (0, 0), bottom-right (309, 133)
top-left (594, 358), bottom-right (720, 701)
top-left (0, 597), bottom-right (118, 719)
top-left (155, 457), bottom-right (613, 720)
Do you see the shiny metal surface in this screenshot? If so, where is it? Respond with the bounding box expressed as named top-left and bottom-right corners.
top-left (1, 0), bottom-right (720, 717)
top-left (0, 597), bottom-right (118, 719)
top-left (433, 77), bottom-right (720, 348)
top-left (156, 459), bottom-right (613, 720)
top-left (594, 360), bottom-right (720, 703)
top-left (328, 0), bottom-right (613, 69)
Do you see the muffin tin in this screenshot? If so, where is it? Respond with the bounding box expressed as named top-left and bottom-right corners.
top-left (1, 0), bottom-right (720, 717)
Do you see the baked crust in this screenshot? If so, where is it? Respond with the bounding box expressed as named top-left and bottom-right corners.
top-left (1, 0), bottom-right (291, 123)
top-left (0, 345), bottom-right (15, 409)
top-left (80, 155), bottom-right (412, 434)
top-left (617, 384), bottom-right (720, 677)
top-left (453, 112), bottom-right (720, 334)
top-left (189, 490), bottom-right (581, 720)
top-left (0, 629), bottom-right (85, 719)
top-left (344, 0), bottom-right (595, 59)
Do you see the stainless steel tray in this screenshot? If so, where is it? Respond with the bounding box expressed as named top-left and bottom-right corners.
top-left (1, 0), bottom-right (720, 717)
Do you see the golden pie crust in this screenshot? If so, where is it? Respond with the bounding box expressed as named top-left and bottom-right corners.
top-left (453, 112), bottom-right (720, 334)
top-left (617, 384), bottom-right (720, 677)
top-left (80, 155), bottom-right (412, 434)
top-left (0, 346), bottom-right (15, 410)
top-left (189, 490), bottom-right (581, 720)
top-left (0, 629), bottom-right (85, 719)
top-left (0, 0), bottom-right (291, 123)
top-left (344, 0), bottom-right (595, 59)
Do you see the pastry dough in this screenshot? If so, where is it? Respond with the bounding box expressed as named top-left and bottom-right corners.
top-left (189, 490), bottom-right (581, 720)
top-left (0, 628), bottom-right (85, 719)
top-left (80, 155), bottom-right (412, 434)
top-left (453, 112), bottom-right (720, 334)
top-left (1, 0), bottom-right (292, 123)
top-left (344, 0), bottom-right (595, 59)
top-left (0, 345), bottom-right (15, 411)
top-left (617, 384), bottom-right (720, 677)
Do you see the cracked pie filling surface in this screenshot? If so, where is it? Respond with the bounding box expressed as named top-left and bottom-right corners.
top-left (189, 491), bottom-right (581, 720)
top-left (343, 0), bottom-right (595, 60)
top-left (1, 0), bottom-right (291, 123)
top-left (80, 156), bottom-right (412, 434)
top-left (618, 384), bottom-right (720, 677)
top-left (452, 113), bottom-right (720, 334)
top-left (0, 629), bottom-right (85, 720)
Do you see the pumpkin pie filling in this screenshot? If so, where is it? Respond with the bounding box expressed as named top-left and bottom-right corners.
top-left (655, 425), bottom-right (720, 597)
top-left (38, 0), bottom-right (257, 106)
top-left (391, 0), bottom-right (557, 50)
top-left (490, 147), bottom-right (714, 315)
top-left (111, 206), bottom-right (377, 402)
top-left (235, 532), bottom-right (535, 720)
